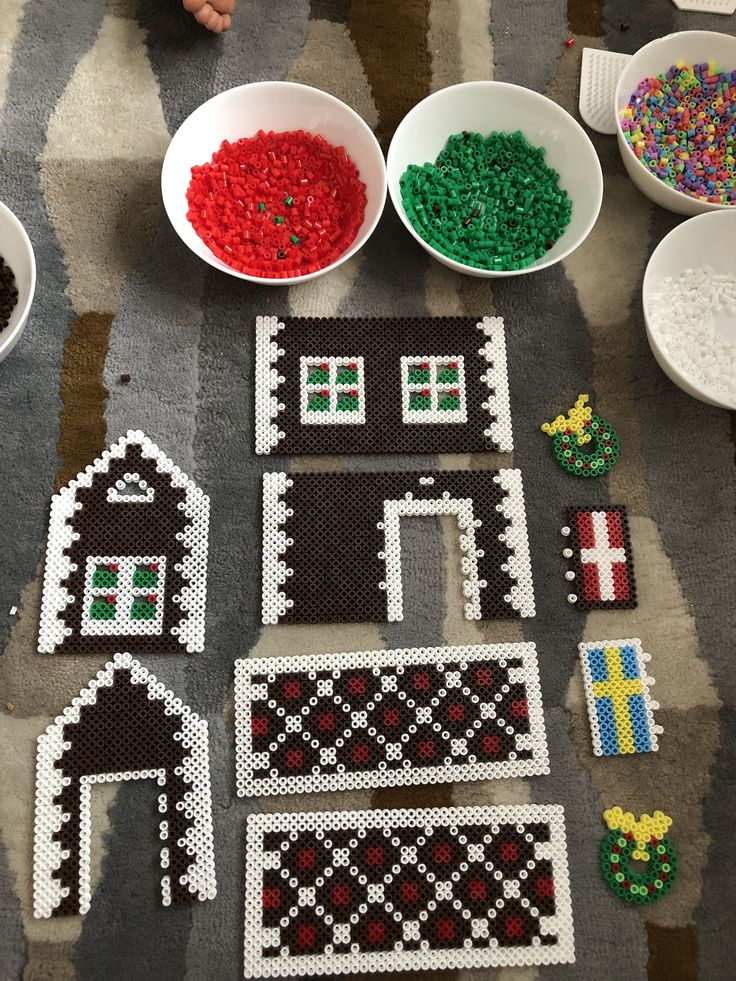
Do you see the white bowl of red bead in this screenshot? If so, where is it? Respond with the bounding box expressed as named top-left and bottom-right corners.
top-left (161, 81), bottom-right (387, 284)
top-left (386, 81), bottom-right (603, 277)
top-left (615, 31), bottom-right (736, 216)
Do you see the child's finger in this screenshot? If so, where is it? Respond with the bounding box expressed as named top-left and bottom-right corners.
top-left (194, 3), bottom-right (230, 31)
top-left (212, 0), bottom-right (235, 14)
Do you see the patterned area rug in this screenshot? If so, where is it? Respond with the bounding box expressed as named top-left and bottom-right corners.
top-left (0, 1), bottom-right (734, 979)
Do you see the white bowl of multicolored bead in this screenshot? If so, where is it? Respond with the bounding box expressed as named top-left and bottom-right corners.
top-left (643, 210), bottom-right (736, 410)
top-left (615, 31), bottom-right (736, 216)
top-left (386, 81), bottom-right (603, 277)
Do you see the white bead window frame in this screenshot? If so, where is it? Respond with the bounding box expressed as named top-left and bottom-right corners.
top-left (401, 355), bottom-right (468, 424)
top-left (299, 356), bottom-right (366, 425)
top-left (80, 555), bottom-right (166, 637)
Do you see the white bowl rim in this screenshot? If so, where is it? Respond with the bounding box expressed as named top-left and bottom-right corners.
top-left (614, 30), bottom-right (736, 214)
top-left (161, 80), bottom-right (387, 286)
top-left (0, 200), bottom-right (36, 361)
top-left (642, 209), bottom-right (736, 409)
top-left (386, 79), bottom-right (604, 278)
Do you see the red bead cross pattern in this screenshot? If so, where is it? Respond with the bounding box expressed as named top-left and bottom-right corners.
top-left (186, 130), bottom-right (367, 278)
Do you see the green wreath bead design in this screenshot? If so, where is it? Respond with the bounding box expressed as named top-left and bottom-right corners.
top-left (600, 828), bottom-right (678, 904)
top-left (552, 414), bottom-right (620, 477)
top-left (541, 394), bottom-right (620, 478)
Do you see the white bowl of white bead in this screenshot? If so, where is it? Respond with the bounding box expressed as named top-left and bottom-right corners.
top-left (642, 210), bottom-right (736, 410)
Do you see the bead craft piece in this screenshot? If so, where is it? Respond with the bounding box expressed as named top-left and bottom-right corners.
top-left (33, 653), bottom-right (217, 917)
top-left (255, 315), bottom-right (512, 454)
top-left (541, 394), bottom-right (620, 477)
top-left (261, 468), bottom-right (535, 624)
top-left (562, 506), bottom-right (637, 609)
top-left (243, 804), bottom-right (575, 977)
top-left (234, 643), bottom-right (549, 797)
top-left (38, 430), bottom-right (210, 654)
top-left (399, 130), bottom-right (573, 273)
top-left (0, 255), bottom-right (18, 334)
top-left (578, 639), bottom-right (661, 757)
top-left (600, 808), bottom-right (678, 904)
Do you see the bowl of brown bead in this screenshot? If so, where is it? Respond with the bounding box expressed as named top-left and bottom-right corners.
top-left (0, 201), bottom-right (36, 363)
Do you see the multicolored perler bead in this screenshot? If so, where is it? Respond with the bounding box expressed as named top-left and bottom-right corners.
top-left (541, 394), bottom-right (620, 477)
top-left (600, 808), bottom-right (678, 905)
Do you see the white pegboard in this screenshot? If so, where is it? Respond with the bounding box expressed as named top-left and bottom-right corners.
top-left (672, 0), bottom-right (736, 14)
top-left (579, 48), bottom-right (632, 135)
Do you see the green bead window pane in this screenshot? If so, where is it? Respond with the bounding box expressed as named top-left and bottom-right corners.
top-left (409, 392), bottom-right (432, 411)
top-left (92, 568), bottom-right (118, 588)
top-left (307, 367), bottom-right (330, 384)
top-left (438, 394), bottom-right (461, 411)
top-left (335, 367), bottom-right (358, 384)
top-left (407, 367), bottom-right (430, 384)
top-left (336, 393), bottom-right (360, 412)
top-left (307, 393), bottom-right (330, 412)
top-left (90, 599), bottom-right (116, 620)
top-left (130, 599), bottom-right (158, 621)
top-left (132, 568), bottom-right (159, 589)
top-left (436, 366), bottom-right (459, 384)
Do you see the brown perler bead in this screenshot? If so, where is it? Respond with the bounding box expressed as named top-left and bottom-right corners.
top-left (0, 255), bottom-right (19, 334)
top-left (120, 373), bottom-right (131, 384)
top-left (262, 468), bottom-right (535, 625)
top-left (255, 315), bottom-right (513, 455)
top-left (38, 431), bottom-right (210, 655)
top-left (33, 653), bottom-right (217, 917)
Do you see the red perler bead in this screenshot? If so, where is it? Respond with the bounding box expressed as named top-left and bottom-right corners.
top-left (186, 130), bottom-right (366, 278)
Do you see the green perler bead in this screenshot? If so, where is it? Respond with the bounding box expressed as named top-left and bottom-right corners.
top-left (307, 394), bottom-right (330, 412)
top-left (551, 414), bottom-right (620, 478)
top-left (409, 393), bottom-right (432, 411)
top-left (436, 367), bottom-right (459, 384)
top-left (307, 367), bottom-right (330, 384)
top-left (132, 568), bottom-right (158, 589)
top-left (91, 569), bottom-right (118, 589)
top-left (399, 129), bottom-right (572, 273)
top-left (335, 367), bottom-right (358, 384)
top-left (131, 599), bottom-right (157, 621)
top-left (599, 829), bottom-right (678, 905)
top-left (336, 394), bottom-right (359, 412)
top-left (90, 599), bottom-right (116, 621)
top-left (438, 395), bottom-right (461, 411)
top-left (408, 367), bottom-right (431, 384)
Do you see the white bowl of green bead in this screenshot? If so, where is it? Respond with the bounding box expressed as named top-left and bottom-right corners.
top-left (386, 81), bottom-right (603, 277)
top-left (643, 210), bottom-right (736, 410)
top-left (615, 31), bottom-right (736, 217)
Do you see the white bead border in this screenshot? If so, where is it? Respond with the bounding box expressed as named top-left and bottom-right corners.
top-left (400, 355), bottom-right (468, 424)
top-left (255, 315), bottom-right (286, 454)
top-left (234, 642), bottom-right (550, 797)
top-left (243, 803), bottom-right (575, 977)
top-left (33, 652), bottom-right (217, 918)
top-left (478, 316), bottom-right (513, 452)
top-left (80, 555), bottom-right (166, 637)
top-left (578, 638), bottom-right (662, 757)
top-left (38, 430), bottom-right (210, 654)
top-left (496, 469), bottom-right (536, 618)
top-left (299, 356), bottom-right (366, 425)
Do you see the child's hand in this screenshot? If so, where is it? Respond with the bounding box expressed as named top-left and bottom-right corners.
top-left (183, 0), bottom-right (235, 33)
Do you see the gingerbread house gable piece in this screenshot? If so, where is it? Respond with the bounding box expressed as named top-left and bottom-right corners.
top-left (33, 653), bottom-right (217, 918)
top-left (38, 430), bottom-right (209, 655)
